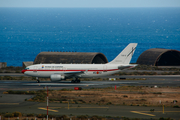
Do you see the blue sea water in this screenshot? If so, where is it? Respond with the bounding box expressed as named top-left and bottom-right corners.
top-left (0, 8), bottom-right (180, 66)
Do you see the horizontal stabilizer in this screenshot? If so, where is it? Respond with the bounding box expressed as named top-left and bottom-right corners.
top-left (118, 64), bottom-right (137, 70)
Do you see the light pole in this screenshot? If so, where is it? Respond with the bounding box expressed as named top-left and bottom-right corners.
top-left (47, 86), bottom-right (48, 120)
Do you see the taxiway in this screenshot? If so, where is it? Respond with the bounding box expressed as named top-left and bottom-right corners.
top-left (0, 74), bottom-right (180, 119)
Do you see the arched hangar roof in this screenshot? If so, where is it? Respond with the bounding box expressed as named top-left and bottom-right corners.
top-left (34, 52), bottom-right (108, 64)
top-left (136, 48), bottom-right (180, 66)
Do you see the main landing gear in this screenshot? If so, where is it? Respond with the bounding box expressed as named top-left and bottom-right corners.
top-left (71, 78), bottom-right (80, 83)
top-left (36, 77), bottom-right (40, 83)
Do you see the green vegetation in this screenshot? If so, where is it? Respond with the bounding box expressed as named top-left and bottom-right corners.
top-left (153, 92), bottom-right (162, 94)
top-left (5, 90), bottom-right (46, 102)
top-left (5, 86), bottom-right (180, 107)
top-left (60, 88), bottom-right (73, 91)
top-left (26, 113), bottom-right (35, 117)
top-left (78, 99), bottom-right (86, 103)
top-left (133, 65), bottom-right (180, 71)
top-left (0, 76), bottom-right (15, 80)
top-left (6, 90), bottom-right (36, 95)
top-left (2, 112), bottom-right (22, 118)
top-left (158, 118), bottom-right (173, 120)
top-left (106, 102), bottom-right (112, 105)
top-left (0, 111), bottom-right (174, 120)
top-left (31, 90), bottom-right (46, 102)
top-left (76, 115), bottom-right (88, 119)
top-left (123, 95), bottom-right (128, 98)
top-left (150, 109), bottom-right (155, 112)
top-left (173, 105), bottom-right (180, 108)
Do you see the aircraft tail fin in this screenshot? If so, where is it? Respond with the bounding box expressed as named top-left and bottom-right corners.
top-left (107, 43), bottom-right (137, 64)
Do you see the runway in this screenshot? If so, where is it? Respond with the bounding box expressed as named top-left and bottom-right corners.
top-left (0, 75), bottom-right (180, 91)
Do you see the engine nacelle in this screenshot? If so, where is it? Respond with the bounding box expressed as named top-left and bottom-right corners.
top-left (50, 74), bottom-right (65, 81)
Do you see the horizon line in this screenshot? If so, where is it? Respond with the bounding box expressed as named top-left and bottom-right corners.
top-left (0, 7), bottom-right (180, 8)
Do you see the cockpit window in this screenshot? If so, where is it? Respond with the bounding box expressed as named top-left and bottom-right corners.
top-left (25, 68), bottom-right (29, 70)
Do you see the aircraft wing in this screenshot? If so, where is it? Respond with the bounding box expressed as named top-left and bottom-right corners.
top-left (54, 71), bottom-right (85, 77)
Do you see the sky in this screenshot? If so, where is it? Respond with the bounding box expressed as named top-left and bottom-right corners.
top-left (0, 0), bottom-right (180, 8)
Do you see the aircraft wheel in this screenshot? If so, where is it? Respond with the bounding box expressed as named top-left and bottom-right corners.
top-left (71, 80), bottom-right (75, 83)
top-left (37, 80), bottom-right (40, 83)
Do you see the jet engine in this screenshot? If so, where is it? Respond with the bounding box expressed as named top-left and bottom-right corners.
top-left (50, 74), bottom-right (65, 81)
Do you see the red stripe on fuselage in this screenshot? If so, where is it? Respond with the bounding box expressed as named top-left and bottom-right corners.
top-left (22, 69), bottom-right (119, 72)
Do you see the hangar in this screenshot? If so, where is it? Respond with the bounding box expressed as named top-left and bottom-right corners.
top-left (136, 48), bottom-right (180, 66)
top-left (33, 52), bottom-right (108, 64)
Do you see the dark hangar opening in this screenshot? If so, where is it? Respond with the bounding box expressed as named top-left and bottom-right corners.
top-left (136, 48), bottom-right (180, 66)
top-left (155, 51), bottom-right (180, 66)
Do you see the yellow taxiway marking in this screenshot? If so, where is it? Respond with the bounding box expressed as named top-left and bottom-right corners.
top-left (38, 107), bottom-right (58, 112)
top-left (131, 111), bottom-right (155, 117)
top-left (140, 111), bottom-right (180, 113)
top-left (49, 107), bottom-right (109, 109)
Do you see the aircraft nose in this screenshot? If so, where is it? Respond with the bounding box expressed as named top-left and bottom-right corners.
top-left (21, 70), bottom-right (26, 74)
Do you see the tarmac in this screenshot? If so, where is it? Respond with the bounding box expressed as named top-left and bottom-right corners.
top-left (0, 74), bottom-right (180, 91)
top-left (1, 101), bottom-right (180, 119)
top-left (0, 74), bottom-right (180, 119)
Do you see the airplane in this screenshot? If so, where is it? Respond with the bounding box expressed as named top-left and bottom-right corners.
top-left (21, 43), bottom-right (137, 83)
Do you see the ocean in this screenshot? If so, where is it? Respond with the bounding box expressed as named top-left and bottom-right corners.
top-left (0, 8), bottom-right (180, 66)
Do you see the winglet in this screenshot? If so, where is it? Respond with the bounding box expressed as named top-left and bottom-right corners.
top-left (107, 43), bottom-right (137, 64)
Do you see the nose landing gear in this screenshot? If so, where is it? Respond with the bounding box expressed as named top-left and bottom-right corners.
top-left (36, 77), bottom-right (40, 83)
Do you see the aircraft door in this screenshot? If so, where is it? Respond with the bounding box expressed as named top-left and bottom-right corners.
top-left (33, 66), bottom-right (38, 73)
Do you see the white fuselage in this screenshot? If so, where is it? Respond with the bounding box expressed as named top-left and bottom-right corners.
top-left (23, 63), bottom-right (126, 78)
